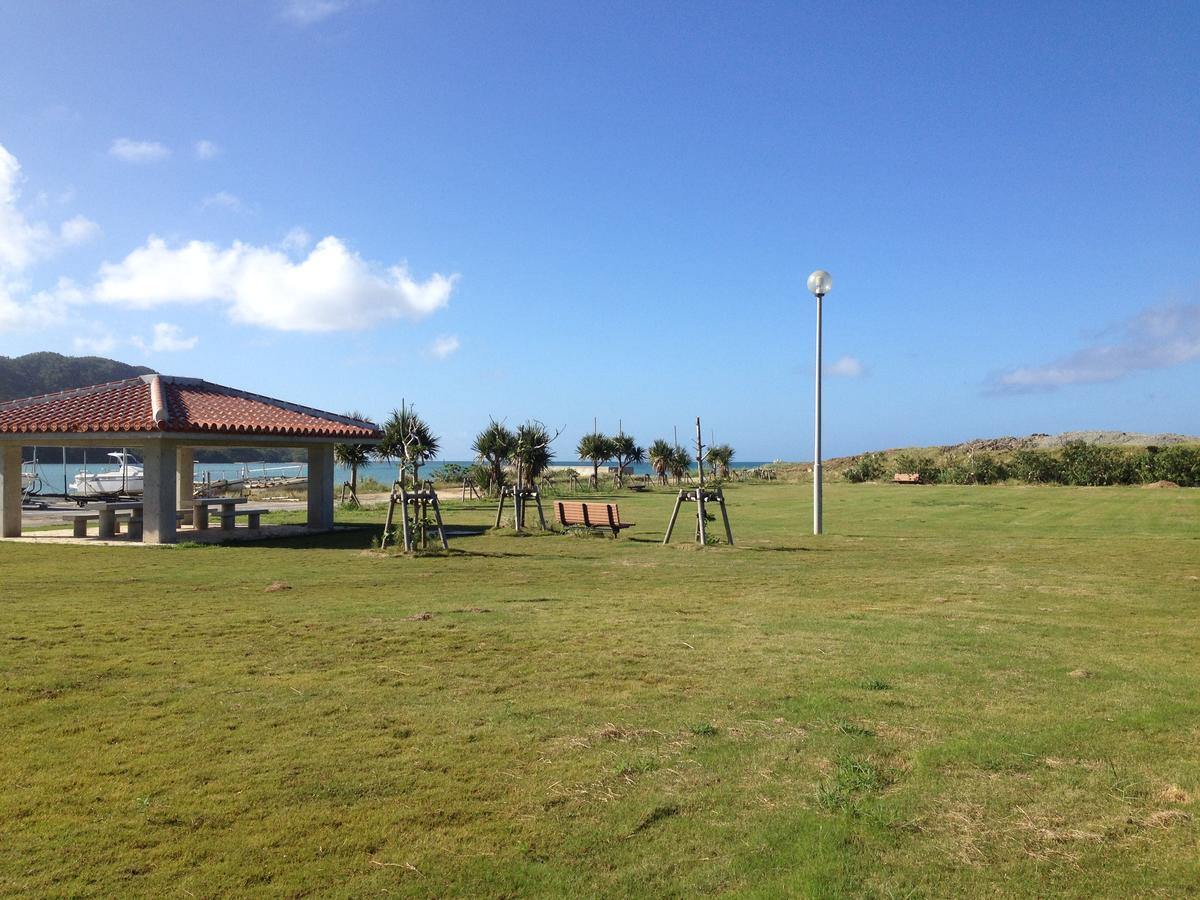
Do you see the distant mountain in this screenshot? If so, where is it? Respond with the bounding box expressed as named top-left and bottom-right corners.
top-left (0, 352), bottom-right (154, 402)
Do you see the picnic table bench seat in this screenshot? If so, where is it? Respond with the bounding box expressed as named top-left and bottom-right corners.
top-left (554, 501), bottom-right (634, 537)
top-left (215, 507), bottom-right (270, 530)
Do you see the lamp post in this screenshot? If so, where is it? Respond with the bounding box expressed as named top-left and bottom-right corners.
top-left (807, 269), bottom-right (832, 535)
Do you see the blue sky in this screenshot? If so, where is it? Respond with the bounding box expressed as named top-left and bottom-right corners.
top-left (1, 0), bottom-right (1197, 459)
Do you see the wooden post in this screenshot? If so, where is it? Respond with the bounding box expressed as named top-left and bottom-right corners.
top-left (717, 488), bottom-right (734, 545)
top-left (663, 490), bottom-right (684, 544)
top-left (533, 489), bottom-right (547, 530)
top-left (431, 494), bottom-right (449, 549)
top-left (399, 485), bottom-right (413, 551)
top-left (695, 418), bottom-right (706, 546)
top-left (381, 482), bottom-right (399, 548)
top-left (495, 488), bottom-right (506, 527)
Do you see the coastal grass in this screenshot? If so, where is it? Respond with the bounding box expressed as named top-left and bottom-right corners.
top-left (2, 483), bottom-right (1199, 896)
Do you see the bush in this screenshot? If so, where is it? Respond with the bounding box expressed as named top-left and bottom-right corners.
top-left (430, 462), bottom-right (466, 483)
top-left (1145, 445), bottom-right (1200, 486)
top-left (1009, 449), bottom-right (1061, 484)
top-left (843, 453), bottom-right (886, 483)
top-left (893, 453), bottom-right (939, 484)
top-left (1058, 441), bottom-right (1136, 485)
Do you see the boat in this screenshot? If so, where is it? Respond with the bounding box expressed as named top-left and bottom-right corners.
top-left (70, 451), bottom-right (144, 497)
top-left (21, 461), bottom-right (41, 496)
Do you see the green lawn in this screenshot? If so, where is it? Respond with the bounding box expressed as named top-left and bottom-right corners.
top-left (2, 483), bottom-right (1198, 897)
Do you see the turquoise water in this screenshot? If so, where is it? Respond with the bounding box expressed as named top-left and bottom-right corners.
top-left (22, 457), bottom-right (773, 495)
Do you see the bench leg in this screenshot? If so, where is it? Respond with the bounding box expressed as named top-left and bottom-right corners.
top-left (248, 513), bottom-right (261, 529)
top-left (194, 507), bottom-right (209, 530)
top-left (73, 519), bottom-right (88, 538)
top-left (127, 519), bottom-right (143, 541)
top-left (220, 515), bottom-right (235, 531)
top-left (98, 511), bottom-right (116, 539)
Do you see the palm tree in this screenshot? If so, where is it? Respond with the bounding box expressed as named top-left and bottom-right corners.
top-left (514, 421), bottom-right (556, 488)
top-left (648, 439), bottom-right (673, 485)
top-left (472, 419), bottom-right (516, 494)
top-left (705, 444), bottom-right (735, 479)
top-left (611, 432), bottom-right (644, 487)
top-left (669, 445), bottom-right (691, 485)
top-left (379, 402), bottom-right (440, 487)
top-left (576, 431), bottom-right (614, 488)
top-left (333, 410), bottom-right (373, 504)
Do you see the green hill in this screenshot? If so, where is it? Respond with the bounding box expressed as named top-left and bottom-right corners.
top-left (0, 352), bottom-right (153, 402)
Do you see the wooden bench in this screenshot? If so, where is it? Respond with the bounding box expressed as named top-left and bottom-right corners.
top-left (893, 473), bottom-right (921, 484)
top-left (215, 507), bottom-right (270, 530)
top-left (554, 501), bottom-right (634, 537)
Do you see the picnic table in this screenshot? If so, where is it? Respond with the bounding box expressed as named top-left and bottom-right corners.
top-left (61, 501), bottom-right (143, 539)
top-left (191, 495), bottom-right (247, 530)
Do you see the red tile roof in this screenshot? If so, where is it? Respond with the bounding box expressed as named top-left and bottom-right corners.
top-left (0, 375), bottom-right (382, 440)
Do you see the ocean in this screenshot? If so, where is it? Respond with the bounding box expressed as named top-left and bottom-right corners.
top-left (22, 455), bottom-right (774, 496)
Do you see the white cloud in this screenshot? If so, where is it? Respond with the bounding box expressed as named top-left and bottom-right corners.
top-left (429, 334), bottom-right (461, 359)
top-left (72, 330), bottom-right (118, 355)
top-left (60, 214), bottom-right (101, 245)
top-left (132, 322), bottom-right (199, 353)
top-left (280, 226), bottom-right (311, 252)
top-left (281, 0), bottom-right (349, 25)
top-left (109, 138), bottom-right (171, 163)
top-left (996, 303), bottom-right (1200, 391)
top-left (826, 355), bottom-right (864, 377)
top-left (95, 235), bottom-right (458, 332)
top-left (194, 140), bottom-right (220, 160)
top-left (201, 191), bottom-right (247, 213)
top-left (0, 144), bottom-right (51, 271)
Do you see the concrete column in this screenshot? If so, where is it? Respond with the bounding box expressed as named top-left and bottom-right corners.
top-left (1, 444), bottom-right (23, 538)
top-left (176, 447), bottom-right (194, 523)
top-left (142, 440), bottom-right (178, 544)
top-left (307, 444), bottom-right (335, 531)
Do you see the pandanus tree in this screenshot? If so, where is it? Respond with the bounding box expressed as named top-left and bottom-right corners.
top-left (380, 402), bottom-right (440, 487)
top-left (514, 421), bottom-right (558, 488)
top-left (668, 445), bottom-right (691, 485)
top-left (611, 432), bottom-right (644, 487)
top-left (472, 419), bottom-right (516, 493)
top-left (705, 444), bottom-right (735, 479)
top-left (576, 431), bottom-right (614, 488)
top-left (333, 410), bottom-right (373, 504)
top-left (648, 439), bottom-right (674, 485)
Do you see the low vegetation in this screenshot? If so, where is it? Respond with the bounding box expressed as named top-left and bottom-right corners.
top-left (3, 482), bottom-right (1198, 896)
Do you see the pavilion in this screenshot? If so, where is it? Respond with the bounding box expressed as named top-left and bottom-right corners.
top-left (0, 374), bottom-right (382, 543)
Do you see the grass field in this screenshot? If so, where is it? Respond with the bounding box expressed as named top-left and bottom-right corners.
top-left (3, 483), bottom-right (1199, 897)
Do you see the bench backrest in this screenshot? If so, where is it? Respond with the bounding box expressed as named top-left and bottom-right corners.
top-left (555, 501), bottom-right (619, 528)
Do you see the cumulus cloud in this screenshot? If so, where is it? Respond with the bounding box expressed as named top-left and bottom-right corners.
top-left (60, 214), bottom-right (101, 245)
top-left (109, 138), bottom-right (171, 163)
top-left (94, 235), bottom-right (458, 332)
top-left (201, 191), bottom-right (247, 213)
top-left (826, 355), bottom-right (864, 377)
top-left (132, 322), bottom-right (199, 353)
top-left (0, 144), bottom-right (51, 270)
top-left (996, 303), bottom-right (1200, 392)
top-left (194, 140), bottom-right (220, 160)
top-left (281, 0), bottom-right (349, 25)
top-left (429, 334), bottom-right (461, 359)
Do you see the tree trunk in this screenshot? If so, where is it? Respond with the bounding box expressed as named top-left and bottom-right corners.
top-left (592, 461), bottom-right (599, 489)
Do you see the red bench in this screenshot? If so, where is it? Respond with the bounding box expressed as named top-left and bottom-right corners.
top-left (554, 501), bottom-right (634, 537)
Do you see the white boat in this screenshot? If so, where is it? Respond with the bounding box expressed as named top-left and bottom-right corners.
top-left (70, 452), bottom-right (144, 497)
top-left (21, 462), bottom-right (40, 495)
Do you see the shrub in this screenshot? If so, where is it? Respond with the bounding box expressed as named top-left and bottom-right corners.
top-left (893, 453), bottom-right (939, 484)
top-left (1059, 441), bottom-right (1135, 485)
top-left (843, 453), bottom-right (886, 483)
top-left (1147, 445), bottom-right (1200, 486)
top-left (1009, 449), bottom-right (1061, 484)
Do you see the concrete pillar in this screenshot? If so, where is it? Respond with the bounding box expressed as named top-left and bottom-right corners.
top-left (142, 440), bottom-right (178, 544)
top-left (307, 444), bottom-right (335, 531)
top-left (176, 447), bottom-right (194, 522)
top-left (1, 444), bottom-right (23, 538)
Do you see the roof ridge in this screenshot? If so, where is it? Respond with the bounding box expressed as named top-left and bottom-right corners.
top-left (0, 375), bottom-right (152, 412)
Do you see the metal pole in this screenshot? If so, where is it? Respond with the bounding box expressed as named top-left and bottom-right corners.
top-left (814, 293), bottom-right (824, 535)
